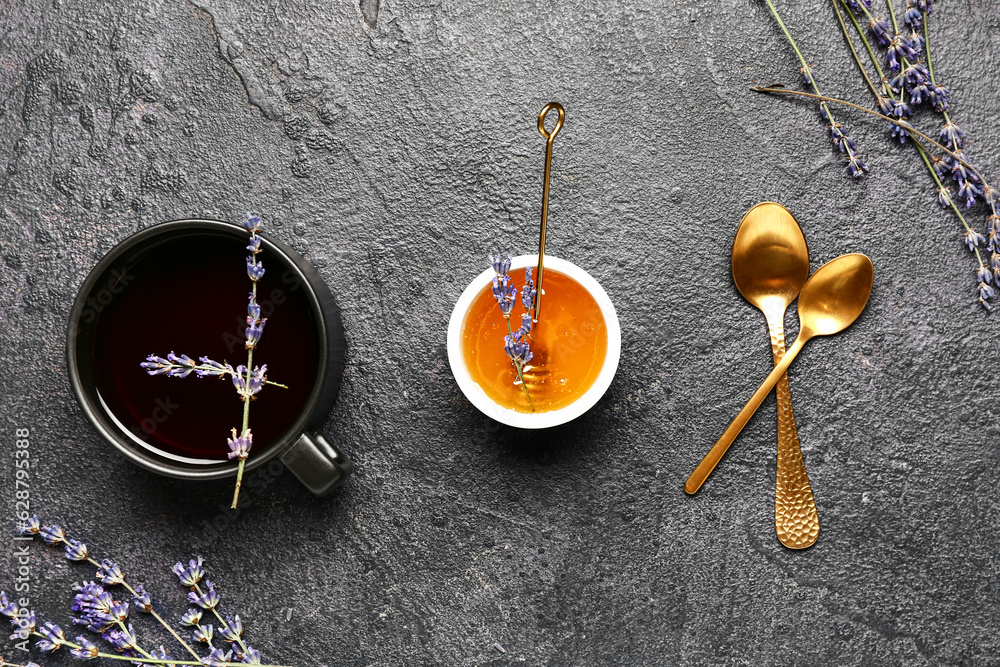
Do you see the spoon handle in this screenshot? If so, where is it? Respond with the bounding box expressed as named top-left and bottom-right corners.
top-left (767, 314), bottom-right (820, 549)
top-left (685, 335), bottom-right (807, 495)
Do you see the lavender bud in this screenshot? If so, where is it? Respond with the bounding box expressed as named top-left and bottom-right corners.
top-left (172, 557), bottom-right (205, 587)
top-left (40, 524), bottom-right (65, 545)
top-left (246, 258), bottom-right (265, 282)
top-left (227, 428), bottom-right (253, 461)
top-left (64, 539), bottom-right (88, 561)
top-left (243, 214), bottom-right (263, 234)
top-left (180, 609), bottom-right (204, 627)
top-left (70, 636), bottom-right (99, 659)
top-left (19, 516), bottom-right (41, 536)
top-left (964, 229), bottom-right (986, 251)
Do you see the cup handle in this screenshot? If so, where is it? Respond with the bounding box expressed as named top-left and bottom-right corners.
top-left (280, 431), bottom-right (354, 496)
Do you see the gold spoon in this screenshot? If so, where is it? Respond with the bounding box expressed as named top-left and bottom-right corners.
top-left (731, 202), bottom-right (819, 549)
top-left (685, 253), bottom-right (874, 496)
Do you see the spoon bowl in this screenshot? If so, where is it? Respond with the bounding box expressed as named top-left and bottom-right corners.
top-left (732, 202), bottom-right (810, 314)
top-left (798, 253), bottom-right (874, 339)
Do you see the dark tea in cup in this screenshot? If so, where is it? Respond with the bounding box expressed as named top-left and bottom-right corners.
top-left (68, 219), bottom-right (352, 495)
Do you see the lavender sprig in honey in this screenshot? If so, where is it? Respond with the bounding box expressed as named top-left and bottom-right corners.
top-left (489, 255), bottom-right (535, 411)
top-left (140, 214), bottom-right (284, 507)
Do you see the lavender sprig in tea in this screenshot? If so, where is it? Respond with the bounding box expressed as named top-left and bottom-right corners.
top-left (140, 214), bottom-right (285, 507)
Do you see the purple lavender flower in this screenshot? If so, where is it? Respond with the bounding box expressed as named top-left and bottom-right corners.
top-left (246, 258), bottom-right (265, 282)
top-left (522, 267), bottom-right (536, 312)
top-left (20, 516), bottom-right (41, 536)
top-left (892, 100), bottom-right (912, 119)
top-left (0, 592), bottom-right (20, 618)
top-left (131, 586), bottom-right (152, 613)
top-left (903, 4), bottom-right (922, 27)
top-left (504, 331), bottom-right (533, 367)
top-left (245, 311), bottom-right (266, 350)
top-left (36, 622), bottom-right (66, 652)
top-left (165, 353), bottom-right (198, 378)
top-left (903, 62), bottom-right (929, 88)
top-left (103, 623), bottom-right (137, 651)
top-left (173, 557), bottom-right (205, 587)
top-left (886, 34), bottom-right (916, 72)
top-left (830, 124), bottom-right (857, 153)
top-left (492, 276), bottom-right (516, 316)
top-left (928, 83), bottom-right (950, 112)
top-left (978, 281), bottom-right (994, 308)
top-left (150, 646), bottom-right (176, 667)
top-left (243, 214), bottom-right (263, 234)
top-left (991, 252), bottom-right (1000, 281)
top-left (219, 615), bottom-right (243, 642)
top-left (203, 647), bottom-right (234, 667)
top-left (242, 647), bottom-right (262, 665)
top-left (914, 0), bottom-right (933, 10)
top-left (868, 16), bottom-right (892, 46)
top-left (247, 235), bottom-right (262, 254)
top-left (180, 609), bottom-right (204, 627)
top-left (11, 610), bottom-right (37, 639)
top-left (909, 80), bottom-right (929, 105)
top-left (97, 559), bottom-right (125, 586)
top-left (40, 524), bottom-right (65, 545)
top-left (964, 229), bottom-right (986, 251)
top-left (958, 179), bottom-right (983, 209)
top-left (846, 151), bottom-right (869, 178)
top-left (977, 264), bottom-right (992, 285)
top-left (140, 355), bottom-right (172, 375)
top-left (519, 313), bottom-right (533, 338)
top-left (800, 64), bottom-right (815, 86)
top-left (195, 357), bottom-right (228, 378)
top-left (248, 366), bottom-right (266, 396)
top-left (64, 539), bottom-right (88, 561)
top-left (188, 582), bottom-right (221, 610)
top-left (938, 120), bottom-right (965, 150)
top-left (194, 624), bottom-right (214, 644)
top-left (891, 120), bottom-right (912, 144)
top-left (227, 429), bottom-right (253, 461)
top-left (908, 30), bottom-right (925, 55)
top-left (938, 187), bottom-right (954, 208)
top-left (231, 366), bottom-right (248, 396)
top-left (70, 635), bottom-right (99, 659)
top-left (845, 0), bottom-right (872, 10)
top-left (489, 254), bottom-right (511, 276)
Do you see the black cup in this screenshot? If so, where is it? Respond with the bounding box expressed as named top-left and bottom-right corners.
top-left (66, 218), bottom-right (353, 495)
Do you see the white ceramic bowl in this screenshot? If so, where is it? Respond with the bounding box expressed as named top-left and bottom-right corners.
top-left (447, 254), bottom-right (621, 429)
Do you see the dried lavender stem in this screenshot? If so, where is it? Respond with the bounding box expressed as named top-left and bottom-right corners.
top-left (834, 0), bottom-right (898, 101)
top-left (831, 0), bottom-right (880, 99)
top-left (29, 631), bottom-right (292, 667)
top-left (915, 142), bottom-right (986, 266)
top-left (78, 555), bottom-right (201, 661)
top-left (192, 582), bottom-right (249, 654)
top-left (231, 258), bottom-right (259, 508)
top-left (750, 87), bottom-right (989, 185)
top-left (921, 11), bottom-right (955, 128)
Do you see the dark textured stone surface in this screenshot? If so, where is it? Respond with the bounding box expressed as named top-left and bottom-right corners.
top-left (1, 1), bottom-right (999, 664)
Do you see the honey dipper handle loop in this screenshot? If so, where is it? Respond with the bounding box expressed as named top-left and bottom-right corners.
top-left (537, 102), bottom-right (565, 141)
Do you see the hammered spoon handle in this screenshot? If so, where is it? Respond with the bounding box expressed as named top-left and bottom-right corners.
top-left (767, 312), bottom-right (820, 549)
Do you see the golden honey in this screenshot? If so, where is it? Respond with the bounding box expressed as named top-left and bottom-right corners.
top-left (462, 268), bottom-right (608, 413)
